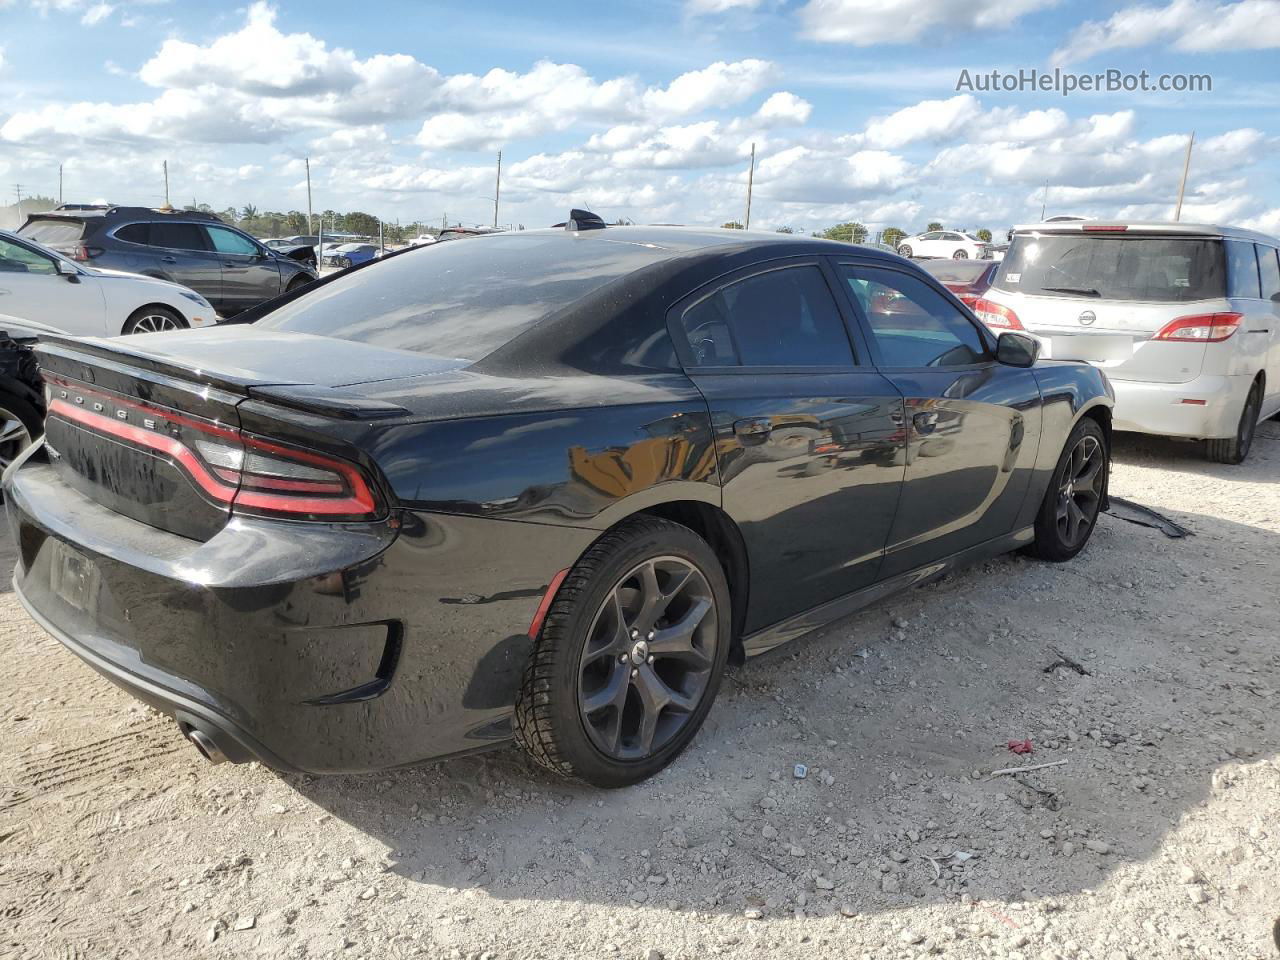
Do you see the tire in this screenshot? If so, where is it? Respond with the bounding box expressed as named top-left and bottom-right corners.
top-left (898, 244), bottom-right (913, 258)
top-left (122, 305), bottom-right (187, 335)
top-left (953, 249), bottom-right (969, 259)
top-left (1025, 417), bottom-right (1108, 562)
top-left (1206, 379), bottom-right (1262, 464)
top-left (286, 274), bottom-right (312, 294)
top-left (0, 391), bottom-right (40, 473)
top-left (514, 517), bottom-right (731, 788)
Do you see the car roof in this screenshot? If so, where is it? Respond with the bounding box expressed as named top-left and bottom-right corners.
top-left (1011, 220), bottom-right (1279, 244)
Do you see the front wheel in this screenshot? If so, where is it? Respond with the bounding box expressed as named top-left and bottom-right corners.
top-left (1206, 379), bottom-right (1261, 464)
top-left (123, 305), bottom-right (187, 335)
top-left (514, 517), bottom-right (731, 788)
top-left (953, 249), bottom-right (969, 259)
top-left (898, 244), bottom-right (913, 258)
top-left (1025, 418), bottom-right (1108, 562)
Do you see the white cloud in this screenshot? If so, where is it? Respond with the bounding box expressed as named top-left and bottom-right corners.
top-left (1053, 0), bottom-right (1280, 65)
top-left (686, 0), bottom-right (763, 12)
top-left (799, 0), bottom-right (1057, 45)
top-left (755, 91), bottom-right (812, 126)
top-left (79, 2), bottom-right (113, 25)
top-left (641, 60), bottom-right (775, 115)
top-left (863, 95), bottom-right (981, 148)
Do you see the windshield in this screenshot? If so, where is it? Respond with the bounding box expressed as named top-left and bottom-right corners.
top-left (19, 218), bottom-right (86, 246)
top-left (258, 232), bottom-right (668, 360)
top-left (995, 234), bottom-right (1225, 302)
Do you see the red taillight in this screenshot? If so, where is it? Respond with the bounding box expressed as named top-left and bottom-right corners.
top-left (971, 297), bottom-right (1023, 330)
top-left (45, 379), bottom-right (381, 521)
top-left (71, 244), bottom-right (102, 261)
top-left (1152, 312), bottom-right (1242, 343)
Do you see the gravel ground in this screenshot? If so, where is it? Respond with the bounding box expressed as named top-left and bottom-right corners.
top-left (2, 420), bottom-right (1278, 960)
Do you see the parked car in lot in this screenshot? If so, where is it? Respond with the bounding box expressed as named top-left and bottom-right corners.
top-left (977, 221), bottom-right (1280, 463)
top-left (0, 315), bottom-right (51, 472)
top-left (322, 242), bottom-right (381, 270)
top-left (5, 220), bottom-right (1113, 787)
top-left (19, 207), bottom-right (317, 316)
top-left (897, 230), bottom-right (992, 260)
top-left (918, 257), bottom-right (999, 309)
top-left (0, 229), bottom-right (218, 334)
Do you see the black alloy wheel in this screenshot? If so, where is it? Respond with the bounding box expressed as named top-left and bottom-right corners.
top-left (514, 517), bottom-right (731, 787)
top-left (1026, 417), bottom-right (1108, 562)
top-left (1206, 379), bottom-right (1261, 465)
top-left (577, 556), bottom-right (718, 761)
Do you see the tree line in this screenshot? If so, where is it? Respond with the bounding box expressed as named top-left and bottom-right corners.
top-left (726, 219), bottom-right (997, 248)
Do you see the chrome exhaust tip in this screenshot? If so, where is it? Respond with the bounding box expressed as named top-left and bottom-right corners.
top-left (184, 726), bottom-right (228, 765)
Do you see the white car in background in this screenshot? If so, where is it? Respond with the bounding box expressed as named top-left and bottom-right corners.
top-left (0, 229), bottom-right (217, 335)
top-left (897, 230), bottom-right (992, 260)
top-left (975, 221), bottom-right (1280, 463)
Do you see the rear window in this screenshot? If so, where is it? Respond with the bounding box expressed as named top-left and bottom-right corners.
top-left (19, 217), bottom-right (85, 246)
top-left (918, 259), bottom-right (990, 284)
top-left (995, 235), bottom-right (1225, 302)
top-left (258, 232), bottom-right (667, 360)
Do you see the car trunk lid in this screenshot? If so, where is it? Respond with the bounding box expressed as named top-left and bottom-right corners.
top-left (35, 329), bottom-right (462, 540)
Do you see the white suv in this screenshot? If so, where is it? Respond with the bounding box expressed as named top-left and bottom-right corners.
top-left (975, 222), bottom-right (1280, 463)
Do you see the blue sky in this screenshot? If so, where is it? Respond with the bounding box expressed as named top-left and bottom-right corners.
top-left (1, 0), bottom-right (1278, 236)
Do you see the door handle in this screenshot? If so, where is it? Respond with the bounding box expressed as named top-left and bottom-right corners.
top-left (733, 417), bottom-right (772, 444)
top-left (160, 256), bottom-right (177, 263)
top-left (912, 411), bottom-right (939, 434)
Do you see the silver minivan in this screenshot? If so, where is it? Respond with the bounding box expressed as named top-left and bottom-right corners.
top-left (976, 222), bottom-right (1280, 463)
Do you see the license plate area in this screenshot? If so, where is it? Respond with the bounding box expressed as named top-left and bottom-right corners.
top-left (49, 540), bottom-right (99, 612)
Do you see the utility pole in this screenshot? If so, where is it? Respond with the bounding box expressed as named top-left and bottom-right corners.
top-left (162, 160), bottom-right (170, 208)
top-left (493, 151), bottom-right (502, 230)
top-left (1174, 131), bottom-right (1195, 222)
top-left (305, 157), bottom-right (314, 234)
top-left (1040, 181), bottom-right (1048, 220)
top-left (744, 142), bottom-right (756, 230)
top-left (12, 184), bottom-right (22, 211)
top-left (58, 164), bottom-right (63, 205)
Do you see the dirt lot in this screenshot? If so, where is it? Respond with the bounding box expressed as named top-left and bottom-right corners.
top-left (2, 422), bottom-right (1278, 960)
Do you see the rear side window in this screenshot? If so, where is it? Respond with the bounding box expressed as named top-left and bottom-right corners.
top-left (1255, 245), bottom-right (1280, 302)
top-left (840, 264), bottom-right (989, 368)
top-left (115, 223), bottom-right (150, 245)
top-left (679, 265), bottom-right (854, 367)
top-left (1225, 239), bottom-right (1261, 299)
top-left (206, 226), bottom-right (259, 256)
top-left (150, 222), bottom-right (209, 251)
top-left (996, 235), bottom-right (1225, 302)
top-left (19, 218), bottom-right (85, 245)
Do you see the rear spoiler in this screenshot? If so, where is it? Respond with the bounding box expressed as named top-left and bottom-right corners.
top-left (34, 335), bottom-right (409, 420)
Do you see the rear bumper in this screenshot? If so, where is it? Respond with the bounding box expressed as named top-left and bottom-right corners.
top-left (1109, 373), bottom-right (1253, 439)
top-left (5, 457), bottom-right (595, 773)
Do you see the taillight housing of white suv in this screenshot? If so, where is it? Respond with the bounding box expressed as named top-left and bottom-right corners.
top-left (971, 297), bottom-right (1024, 330)
top-left (1152, 312), bottom-right (1242, 343)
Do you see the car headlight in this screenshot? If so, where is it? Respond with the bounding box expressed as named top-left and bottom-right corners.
top-left (178, 290), bottom-right (211, 308)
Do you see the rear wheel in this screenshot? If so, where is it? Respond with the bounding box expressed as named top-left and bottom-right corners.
top-left (1025, 418), bottom-right (1108, 562)
top-left (953, 249), bottom-right (969, 259)
top-left (286, 274), bottom-right (312, 294)
top-left (123, 305), bottom-right (186, 335)
top-left (1206, 379), bottom-right (1261, 464)
top-left (514, 517), bottom-right (731, 788)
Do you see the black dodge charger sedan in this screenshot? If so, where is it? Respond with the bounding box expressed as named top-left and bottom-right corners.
top-left (4, 218), bottom-right (1113, 787)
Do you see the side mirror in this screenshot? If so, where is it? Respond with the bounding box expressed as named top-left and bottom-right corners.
top-left (55, 259), bottom-right (80, 281)
top-left (996, 331), bottom-right (1040, 367)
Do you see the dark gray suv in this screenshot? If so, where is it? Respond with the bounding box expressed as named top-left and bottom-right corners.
top-left (19, 206), bottom-right (317, 316)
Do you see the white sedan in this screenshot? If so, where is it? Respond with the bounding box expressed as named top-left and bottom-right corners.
top-left (897, 230), bottom-right (992, 260)
top-left (0, 229), bottom-right (217, 335)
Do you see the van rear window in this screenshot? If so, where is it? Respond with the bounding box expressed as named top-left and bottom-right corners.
top-left (994, 236), bottom-right (1225, 302)
top-left (19, 218), bottom-right (85, 246)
